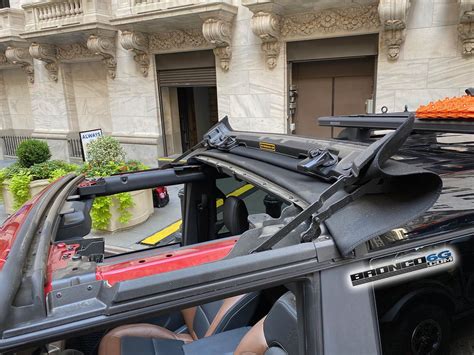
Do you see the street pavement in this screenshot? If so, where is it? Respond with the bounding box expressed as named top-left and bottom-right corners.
top-left (90, 184), bottom-right (183, 253)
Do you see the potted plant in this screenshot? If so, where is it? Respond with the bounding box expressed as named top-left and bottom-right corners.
top-left (0, 139), bottom-right (77, 214)
top-left (82, 136), bottom-right (153, 232)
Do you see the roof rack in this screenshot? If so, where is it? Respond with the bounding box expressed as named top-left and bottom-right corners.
top-left (318, 112), bottom-right (474, 134)
top-left (320, 89), bottom-right (474, 135)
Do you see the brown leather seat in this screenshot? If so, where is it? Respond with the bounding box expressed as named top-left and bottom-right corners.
top-left (99, 292), bottom-right (260, 355)
top-left (235, 292), bottom-right (298, 355)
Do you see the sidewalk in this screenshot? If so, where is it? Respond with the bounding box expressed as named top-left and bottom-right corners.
top-left (89, 185), bottom-right (183, 252)
top-left (0, 159), bottom-right (15, 168)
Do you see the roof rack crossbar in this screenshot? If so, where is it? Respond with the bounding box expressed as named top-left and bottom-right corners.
top-left (319, 114), bottom-right (474, 134)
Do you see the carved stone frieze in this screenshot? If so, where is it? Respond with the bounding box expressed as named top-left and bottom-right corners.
top-left (281, 4), bottom-right (380, 38)
top-left (149, 29), bottom-right (208, 52)
top-left (87, 34), bottom-right (117, 79)
top-left (57, 43), bottom-right (96, 61)
top-left (29, 43), bottom-right (59, 82)
top-left (0, 53), bottom-right (7, 66)
top-left (120, 31), bottom-right (150, 77)
top-left (202, 18), bottom-right (233, 71)
top-left (378, 0), bottom-right (411, 60)
top-left (5, 46), bottom-right (34, 83)
top-left (458, 0), bottom-right (474, 55)
top-left (251, 11), bottom-right (281, 69)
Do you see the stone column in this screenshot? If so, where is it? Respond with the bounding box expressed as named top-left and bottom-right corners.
top-left (21, 43), bottom-right (76, 161)
top-left (87, 34), bottom-right (117, 79)
top-left (250, 11), bottom-right (281, 69)
top-left (459, 0), bottom-right (474, 56)
top-left (29, 43), bottom-right (59, 82)
top-left (0, 70), bottom-right (12, 132)
top-left (202, 17), bottom-right (234, 72)
top-left (215, 4), bottom-right (287, 134)
top-left (107, 32), bottom-right (162, 166)
top-left (120, 31), bottom-right (150, 77)
top-left (5, 46), bottom-right (34, 83)
top-left (375, 0), bottom-right (473, 113)
top-left (378, 0), bottom-right (411, 60)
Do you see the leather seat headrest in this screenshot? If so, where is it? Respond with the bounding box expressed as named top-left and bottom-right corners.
top-left (263, 292), bottom-right (298, 354)
top-left (223, 196), bottom-right (249, 235)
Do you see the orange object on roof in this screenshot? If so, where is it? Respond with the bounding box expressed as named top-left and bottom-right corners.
top-left (417, 90), bottom-right (474, 119)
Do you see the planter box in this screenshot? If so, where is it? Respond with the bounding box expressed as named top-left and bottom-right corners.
top-left (2, 179), bottom-right (50, 215)
top-left (100, 189), bottom-right (154, 232)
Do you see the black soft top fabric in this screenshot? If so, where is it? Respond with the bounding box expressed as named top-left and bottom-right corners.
top-left (194, 134), bottom-right (441, 255)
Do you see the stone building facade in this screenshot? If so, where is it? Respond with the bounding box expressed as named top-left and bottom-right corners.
top-left (0, 0), bottom-right (472, 166)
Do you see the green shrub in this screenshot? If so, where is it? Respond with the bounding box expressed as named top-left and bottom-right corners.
top-left (9, 170), bottom-right (32, 209)
top-left (81, 137), bottom-right (149, 230)
top-left (91, 196), bottom-right (112, 230)
top-left (116, 192), bottom-right (133, 224)
top-left (90, 193), bottom-right (134, 230)
top-left (86, 136), bottom-right (125, 168)
top-left (0, 160), bottom-right (77, 211)
top-left (81, 160), bottom-right (148, 178)
top-left (81, 159), bottom-right (147, 230)
top-left (29, 160), bottom-right (77, 180)
top-left (49, 168), bottom-right (68, 182)
top-left (0, 163), bottom-right (22, 185)
top-left (16, 139), bottom-right (51, 168)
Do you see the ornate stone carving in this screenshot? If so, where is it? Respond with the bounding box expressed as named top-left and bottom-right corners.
top-left (251, 11), bottom-right (281, 69)
top-left (149, 29), bottom-right (208, 52)
top-left (87, 34), bottom-right (117, 79)
top-left (120, 31), bottom-right (150, 77)
top-left (57, 43), bottom-right (96, 61)
top-left (29, 43), bottom-right (59, 82)
top-left (281, 4), bottom-right (380, 38)
top-left (458, 0), bottom-right (474, 55)
top-left (378, 0), bottom-right (411, 60)
top-left (0, 53), bottom-right (8, 66)
top-left (5, 47), bottom-right (34, 83)
top-left (202, 18), bottom-right (233, 71)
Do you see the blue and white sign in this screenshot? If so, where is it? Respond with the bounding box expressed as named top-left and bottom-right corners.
top-left (79, 129), bottom-right (103, 161)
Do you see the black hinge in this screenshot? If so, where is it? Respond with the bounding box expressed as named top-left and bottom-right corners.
top-left (203, 117), bottom-right (237, 151)
top-left (297, 148), bottom-right (339, 181)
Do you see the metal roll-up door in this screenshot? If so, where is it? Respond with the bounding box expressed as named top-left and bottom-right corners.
top-left (158, 67), bottom-right (216, 87)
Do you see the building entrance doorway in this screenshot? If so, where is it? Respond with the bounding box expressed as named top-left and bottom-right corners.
top-left (291, 56), bottom-right (375, 138)
top-left (176, 86), bottom-right (218, 151)
top-left (157, 51), bottom-right (218, 156)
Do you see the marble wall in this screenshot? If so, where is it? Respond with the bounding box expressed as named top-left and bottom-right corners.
top-left (9, 0), bottom-right (22, 9)
top-left (107, 35), bottom-right (163, 165)
top-left (70, 60), bottom-right (112, 133)
top-left (0, 72), bottom-right (12, 131)
top-left (217, 1), bottom-right (287, 133)
top-left (30, 59), bottom-right (70, 134)
top-left (375, 0), bottom-right (474, 113)
top-left (108, 38), bottom-right (161, 143)
top-left (2, 69), bottom-right (33, 131)
top-left (2, 0), bottom-right (473, 163)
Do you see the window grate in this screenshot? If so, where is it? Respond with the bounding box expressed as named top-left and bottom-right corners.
top-left (68, 138), bottom-right (83, 159)
top-left (1, 135), bottom-right (30, 157)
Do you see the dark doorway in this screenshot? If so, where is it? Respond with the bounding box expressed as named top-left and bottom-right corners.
top-left (177, 86), bottom-right (218, 151)
top-left (156, 51), bottom-right (218, 155)
top-left (292, 56), bottom-right (375, 138)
